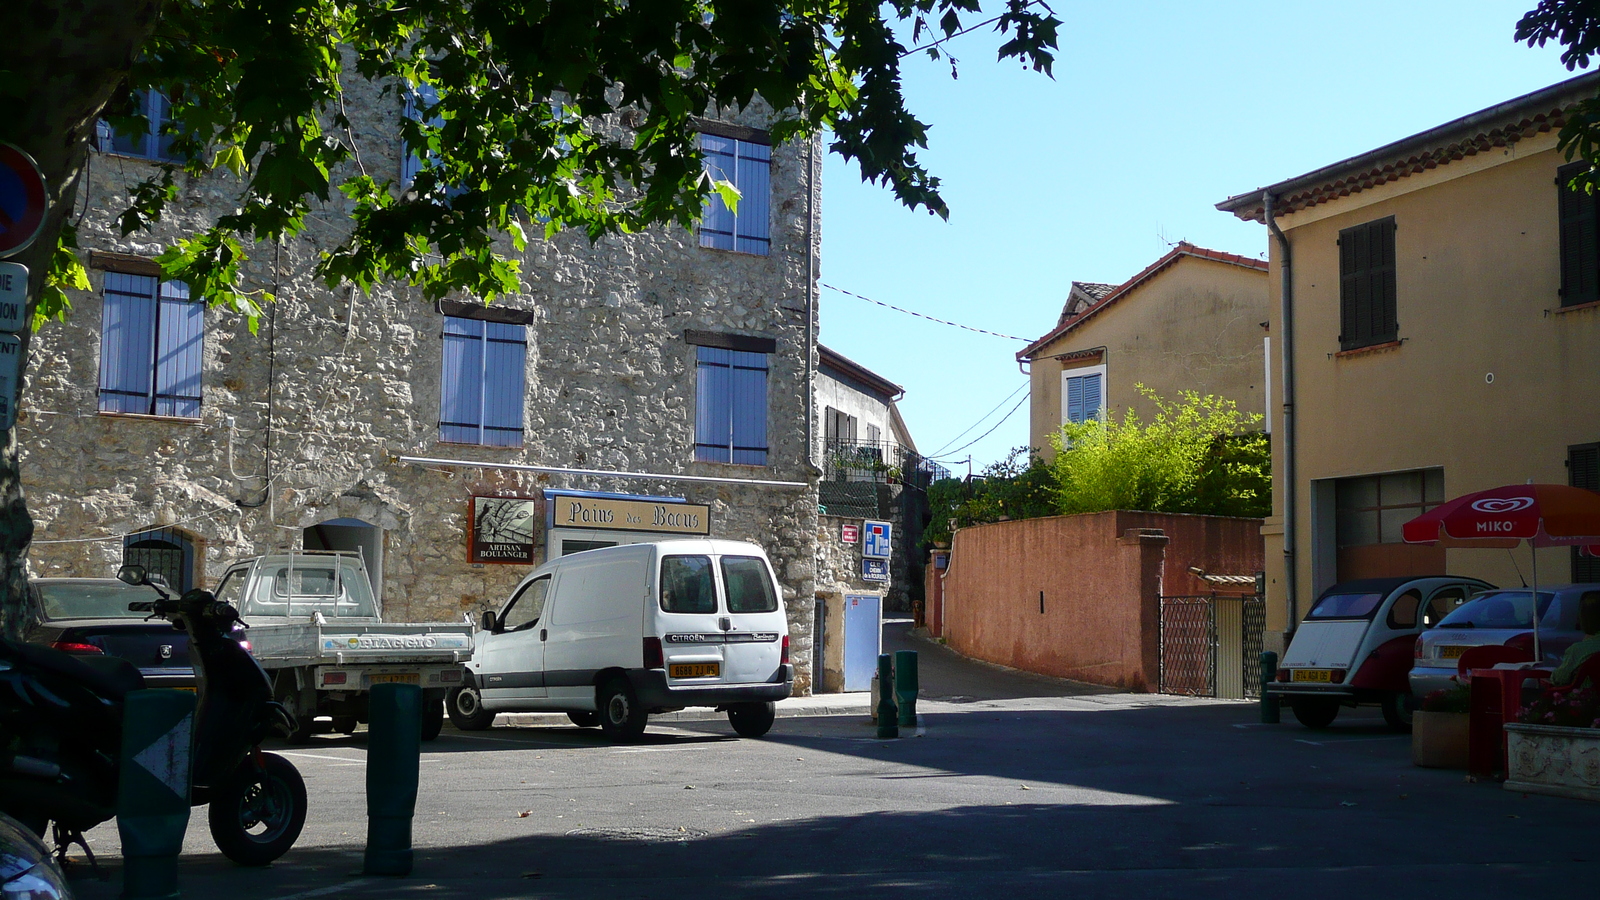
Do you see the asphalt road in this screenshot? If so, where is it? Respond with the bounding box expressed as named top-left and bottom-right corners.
top-left (64, 635), bottom-right (1599, 900)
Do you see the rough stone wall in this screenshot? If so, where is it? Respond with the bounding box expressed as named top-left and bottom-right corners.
top-left (20, 71), bottom-right (824, 694)
top-left (814, 514), bottom-right (887, 600)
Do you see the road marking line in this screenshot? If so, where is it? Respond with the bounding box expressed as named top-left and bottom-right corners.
top-left (263, 877), bottom-right (376, 900)
top-left (276, 751), bottom-right (367, 762)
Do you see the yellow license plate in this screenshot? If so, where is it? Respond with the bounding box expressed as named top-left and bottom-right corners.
top-left (1291, 669), bottom-right (1333, 683)
top-left (1439, 646), bottom-right (1468, 659)
top-left (173, 687), bottom-right (197, 692)
top-left (370, 673), bottom-right (420, 685)
top-left (669, 663), bottom-right (719, 679)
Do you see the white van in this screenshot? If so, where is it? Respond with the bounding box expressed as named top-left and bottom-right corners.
top-left (446, 539), bottom-right (793, 741)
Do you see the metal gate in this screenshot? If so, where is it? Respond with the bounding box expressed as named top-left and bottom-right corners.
top-left (1159, 593), bottom-right (1266, 699)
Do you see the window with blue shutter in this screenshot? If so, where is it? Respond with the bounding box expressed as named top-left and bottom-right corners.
top-left (401, 83), bottom-right (442, 191)
top-left (439, 315), bottom-right (526, 446)
top-left (695, 346), bottom-right (768, 464)
top-left (96, 90), bottom-right (182, 162)
top-left (1062, 368), bottom-right (1103, 424)
top-left (99, 272), bottom-right (202, 417)
top-left (699, 132), bottom-right (771, 256)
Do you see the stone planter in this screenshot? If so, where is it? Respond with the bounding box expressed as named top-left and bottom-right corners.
top-left (1504, 723), bottom-right (1600, 802)
top-left (1412, 711), bottom-right (1469, 769)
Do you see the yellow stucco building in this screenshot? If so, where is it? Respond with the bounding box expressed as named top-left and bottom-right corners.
top-left (1218, 73), bottom-right (1600, 651)
top-left (1017, 242), bottom-right (1270, 462)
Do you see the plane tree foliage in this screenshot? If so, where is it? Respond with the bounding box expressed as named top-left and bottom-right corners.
top-left (0, 0), bottom-right (1060, 636)
top-left (1518, 0), bottom-right (1600, 192)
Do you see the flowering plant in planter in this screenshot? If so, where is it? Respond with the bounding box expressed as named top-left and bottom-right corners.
top-left (1518, 686), bottom-right (1600, 729)
top-left (1420, 679), bottom-right (1471, 714)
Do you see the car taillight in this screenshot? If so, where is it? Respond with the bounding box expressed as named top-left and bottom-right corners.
top-left (781, 635), bottom-right (790, 665)
top-left (440, 668), bottom-right (462, 683)
top-left (1415, 637), bottom-right (1425, 660)
top-left (1505, 632), bottom-right (1536, 656)
top-left (643, 637), bottom-right (664, 669)
top-left (237, 639), bottom-right (252, 652)
top-left (50, 641), bottom-right (103, 655)
top-left (323, 671), bottom-right (347, 685)
top-left (1276, 668), bottom-right (1290, 682)
top-left (1330, 669), bottom-right (1346, 684)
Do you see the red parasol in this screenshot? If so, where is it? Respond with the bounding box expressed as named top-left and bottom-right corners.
top-left (1404, 483), bottom-right (1600, 661)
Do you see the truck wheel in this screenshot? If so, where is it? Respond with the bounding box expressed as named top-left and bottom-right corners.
top-left (274, 676), bottom-right (316, 744)
top-left (727, 701), bottom-right (776, 738)
top-left (208, 752), bottom-right (307, 867)
top-left (597, 677), bottom-right (647, 742)
top-left (447, 686), bottom-right (495, 731)
top-left (421, 690), bottom-right (446, 741)
top-left (1381, 691), bottom-right (1415, 733)
top-left (330, 716), bottom-right (359, 735)
top-left (1291, 698), bottom-right (1340, 730)
top-left (567, 711), bottom-right (600, 728)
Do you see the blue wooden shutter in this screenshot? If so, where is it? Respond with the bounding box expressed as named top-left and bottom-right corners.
top-left (439, 316), bottom-right (484, 443)
top-left (482, 322), bottom-right (527, 447)
top-left (99, 272), bottom-right (158, 413)
top-left (699, 135), bottom-right (737, 250)
top-left (154, 280), bottom-right (202, 417)
top-left (695, 347), bottom-right (733, 461)
top-left (1083, 373), bottom-right (1103, 421)
top-left (734, 141), bottom-right (771, 255)
top-left (402, 84), bottom-right (442, 190)
top-left (1064, 374), bottom-right (1084, 424)
top-left (729, 350), bottom-right (768, 465)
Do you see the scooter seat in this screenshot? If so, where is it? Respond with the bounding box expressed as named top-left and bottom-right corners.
top-left (0, 637), bottom-right (144, 701)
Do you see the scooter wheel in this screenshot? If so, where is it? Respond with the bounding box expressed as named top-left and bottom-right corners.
top-left (208, 752), bottom-right (307, 866)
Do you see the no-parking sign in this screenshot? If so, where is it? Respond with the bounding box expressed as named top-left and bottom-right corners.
top-left (0, 143), bottom-right (48, 258)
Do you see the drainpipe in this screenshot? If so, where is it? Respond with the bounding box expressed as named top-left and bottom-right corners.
top-left (805, 134), bottom-right (818, 470)
top-left (1263, 191), bottom-right (1297, 636)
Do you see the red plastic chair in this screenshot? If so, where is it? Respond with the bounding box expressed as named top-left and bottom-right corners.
top-left (1546, 654), bottom-right (1600, 694)
top-left (1456, 644), bottom-right (1534, 677)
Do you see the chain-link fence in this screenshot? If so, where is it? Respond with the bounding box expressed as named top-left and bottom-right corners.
top-left (1159, 592), bottom-right (1267, 699)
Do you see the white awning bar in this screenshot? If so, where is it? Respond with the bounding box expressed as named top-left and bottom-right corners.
top-left (397, 455), bottom-right (811, 489)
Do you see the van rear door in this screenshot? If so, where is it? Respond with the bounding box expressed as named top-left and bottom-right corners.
top-left (657, 554), bottom-right (726, 684)
top-left (717, 554), bottom-right (785, 685)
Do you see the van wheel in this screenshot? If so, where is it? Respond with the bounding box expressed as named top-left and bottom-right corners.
top-left (567, 711), bottom-right (600, 728)
top-left (421, 690), bottom-right (446, 741)
top-left (1382, 691), bottom-right (1415, 733)
top-left (1291, 698), bottom-right (1340, 730)
top-left (447, 686), bottom-right (495, 731)
top-left (598, 677), bottom-right (648, 742)
top-left (728, 702), bottom-right (776, 738)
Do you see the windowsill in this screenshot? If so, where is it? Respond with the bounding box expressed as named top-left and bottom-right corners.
top-left (97, 411), bottom-right (204, 425)
top-left (94, 148), bottom-right (183, 165)
top-left (697, 242), bottom-right (771, 259)
top-left (1334, 340), bottom-right (1401, 359)
top-left (1554, 299), bottom-right (1600, 315)
top-left (436, 439), bottom-right (525, 450)
top-left (692, 458), bottom-right (773, 471)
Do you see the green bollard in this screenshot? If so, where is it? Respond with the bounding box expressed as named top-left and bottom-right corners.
top-left (1259, 651), bottom-right (1281, 724)
top-left (118, 689), bottom-right (196, 900)
top-left (875, 654), bottom-right (899, 739)
top-left (894, 650), bottom-right (918, 728)
top-left (365, 682), bottom-right (421, 876)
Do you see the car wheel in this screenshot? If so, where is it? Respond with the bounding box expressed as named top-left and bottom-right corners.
top-left (330, 716), bottom-right (359, 735)
top-left (420, 690), bottom-right (446, 741)
top-left (273, 677), bottom-right (317, 744)
top-left (1291, 698), bottom-right (1340, 730)
top-left (446, 685), bottom-right (496, 731)
top-left (567, 711), bottom-right (600, 728)
top-left (727, 701), bottom-right (776, 738)
top-left (207, 752), bottom-right (307, 867)
top-left (1381, 691), bottom-right (1415, 733)
top-left (597, 677), bottom-right (648, 742)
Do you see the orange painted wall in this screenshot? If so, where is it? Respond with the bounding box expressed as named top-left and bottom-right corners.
top-left (939, 511), bottom-right (1263, 689)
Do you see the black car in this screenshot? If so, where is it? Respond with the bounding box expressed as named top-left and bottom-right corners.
top-left (23, 577), bottom-right (194, 689)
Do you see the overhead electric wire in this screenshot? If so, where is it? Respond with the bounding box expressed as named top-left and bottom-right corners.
top-left (821, 283), bottom-right (1031, 341)
top-left (929, 392), bottom-right (1031, 461)
top-left (927, 379), bottom-right (1029, 457)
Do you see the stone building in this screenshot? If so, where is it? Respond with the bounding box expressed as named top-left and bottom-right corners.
top-left (21, 76), bottom-right (827, 692)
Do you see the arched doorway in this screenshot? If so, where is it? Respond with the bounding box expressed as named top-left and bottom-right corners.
top-left (123, 527), bottom-right (197, 592)
top-left (302, 517), bottom-right (384, 602)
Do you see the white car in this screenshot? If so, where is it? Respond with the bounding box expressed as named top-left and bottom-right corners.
top-left (447, 539), bottom-right (793, 741)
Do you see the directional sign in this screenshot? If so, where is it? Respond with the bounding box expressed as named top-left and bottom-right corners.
top-left (0, 262), bottom-right (26, 333)
top-left (863, 519), bottom-right (893, 559)
top-left (0, 335), bottom-right (20, 431)
top-left (0, 143), bottom-right (47, 259)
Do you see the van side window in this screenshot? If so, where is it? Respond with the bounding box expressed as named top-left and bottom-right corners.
top-left (660, 556), bottom-right (716, 614)
top-left (502, 577), bottom-right (550, 632)
top-left (722, 556), bottom-right (777, 613)
top-left (1423, 587), bottom-right (1466, 627)
top-left (214, 570), bottom-right (247, 608)
top-left (1386, 590), bottom-right (1421, 629)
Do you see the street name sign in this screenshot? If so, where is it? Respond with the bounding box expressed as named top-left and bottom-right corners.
top-left (0, 334), bottom-right (20, 430)
top-left (0, 262), bottom-right (26, 333)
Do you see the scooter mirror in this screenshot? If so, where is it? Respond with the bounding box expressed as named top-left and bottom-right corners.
top-left (117, 564), bottom-right (147, 586)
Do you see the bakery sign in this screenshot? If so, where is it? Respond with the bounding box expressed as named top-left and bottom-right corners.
top-left (470, 496), bottom-right (540, 564)
top-left (553, 495), bottom-right (711, 536)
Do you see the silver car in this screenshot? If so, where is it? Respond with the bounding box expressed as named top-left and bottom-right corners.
top-left (1410, 584), bottom-right (1598, 699)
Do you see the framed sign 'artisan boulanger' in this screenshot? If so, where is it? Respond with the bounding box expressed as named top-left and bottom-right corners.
top-left (469, 496), bottom-right (539, 564)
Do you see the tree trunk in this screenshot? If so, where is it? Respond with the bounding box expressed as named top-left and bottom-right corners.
top-left (0, 0), bottom-right (163, 637)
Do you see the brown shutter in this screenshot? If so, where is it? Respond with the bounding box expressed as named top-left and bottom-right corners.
top-left (1573, 442), bottom-right (1600, 582)
top-left (1338, 217), bottom-right (1397, 350)
top-left (1557, 163), bottom-right (1599, 308)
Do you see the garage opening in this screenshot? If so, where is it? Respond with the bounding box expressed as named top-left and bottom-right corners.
top-left (302, 518), bottom-right (383, 601)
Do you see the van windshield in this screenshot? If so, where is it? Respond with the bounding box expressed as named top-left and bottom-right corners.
top-left (660, 556), bottom-right (716, 614)
top-left (1437, 591), bottom-right (1553, 629)
top-left (722, 557), bottom-right (777, 613)
top-left (1306, 592), bottom-right (1383, 620)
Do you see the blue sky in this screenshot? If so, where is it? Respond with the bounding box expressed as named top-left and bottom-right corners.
top-left (818, 0), bottom-right (1575, 474)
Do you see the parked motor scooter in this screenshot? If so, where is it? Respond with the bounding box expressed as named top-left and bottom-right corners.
top-left (0, 565), bottom-right (307, 866)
